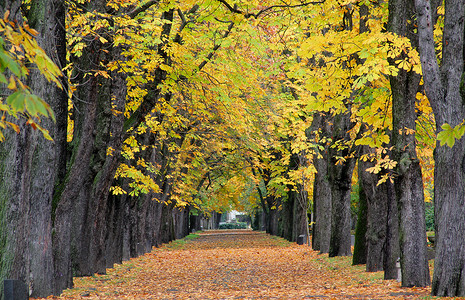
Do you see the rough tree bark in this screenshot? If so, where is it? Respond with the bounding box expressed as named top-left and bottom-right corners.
top-left (280, 189), bottom-right (295, 241)
top-left (389, 0), bottom-right (430, 287)
top-left (352, 162), bottom-right (367, 265)
top-left (254, 167), bottom-right (281, 236)
top-left (357, 146), bottom-right (399, 279)
top-left (352, 5), bottom-right (370, 266)
top-left (53, 4), bottom-right (175, 293)
top-left (53, 0), bottom-right (108, 288)
top-left (0, 0), bottom-right (67, 297)
top-left (415, 0), bottom-right (465, 295)
top-left (383, 181), bottom-right (399, 280)
top-left (326, 6), bottom-right (360, 257)
top-left (104, 193), bottom-right (125, 268)
top-left (311, 114), bottom-right (332, 253)
top-left (328, 111), bottom-right (356, 257)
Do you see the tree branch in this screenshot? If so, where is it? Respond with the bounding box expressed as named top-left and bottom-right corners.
top-left (216, 0), bottom-right (325, 19)
top-left (197, 21), bottom-right (234, 72)
top-left (413, 0), bottom-right (444, 116)
top-left (128, 0), bottom-right (160, 18)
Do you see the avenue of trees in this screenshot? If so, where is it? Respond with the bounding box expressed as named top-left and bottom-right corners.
top-left (1, 0), bottom-right (464, 298)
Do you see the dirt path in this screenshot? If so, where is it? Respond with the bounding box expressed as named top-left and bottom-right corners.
top-left (39, 230), bottom-right (433, 299)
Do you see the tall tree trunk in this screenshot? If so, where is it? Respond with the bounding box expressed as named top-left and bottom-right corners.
top-left (389, 0), bottom-right (430, 287)
top-left (357, 146), bottom-right (399, 278)
top-left (0, 0), bottom-right (67, 297)
top-left (352, 162), bottom-right (367, 265)
top-left (53, 1), bottom-right (104, 284)
top-left (352, 2), bottom-right (371, 267)
top-left (281, 188), bottom-right (295, 241)
top-left (27, 1), bottom-right (68, 295)
top-left (383, 183), bottom-right (399, 280)
top-left (328, 112), bottom-right (356, 257)
top-left (326, 6), bottom-right (359, 257)
top-left (415, 0), bottom-right (465, 295)
top-left (292, 191), bottom-right (308, 242)
top-left (311, 114), bottom-right (332, 253)
top-left (267, 196), bottom-right (281, 236)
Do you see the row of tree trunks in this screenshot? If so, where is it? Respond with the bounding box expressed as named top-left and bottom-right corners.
top-left (0, 1), bottom-right (198, 298)
top-left (252, 187), bottom-right (307, 244)
top-left (253, 151), bottom-right (309, 242)
top-left (190, 212), bottom-right (222, 231)
top-left (104, 192), bottom-right (190, 267)
top-left (310, 2), bottom-right (430, 287)
top-left (309, 1), bottom-right (406, 282)
top-left (52, 4), bottom-right (180, 295)
top-left (348, 0), bottom-right (430, 286)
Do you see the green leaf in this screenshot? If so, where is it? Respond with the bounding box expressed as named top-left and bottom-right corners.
top-left (0, 51), bottom-right (21, 76)
top-left (454, 123), bottom-right (465, 139)
top-left (6, 91), bottom-right (26, 112)
top-left (358, 49), bottom-right (370, 59)
top-left (25, 94), bottom-right (39, 117)
top-left (24, 94), bottom-right (56, 122)
top-left (0, 73), bottom-right (7, 84)
top-left (437, 123), bottom-right (456, 147)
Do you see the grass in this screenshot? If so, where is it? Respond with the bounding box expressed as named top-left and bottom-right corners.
top-left (267, 234), bottom-right (294, 247)
top-left (164, 232), bottom-right (201, 250)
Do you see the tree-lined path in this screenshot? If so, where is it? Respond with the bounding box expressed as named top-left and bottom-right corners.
top-left (35, 230), bottom-right (430, 299)
top-left (4, 0), bottom-right (465, 297)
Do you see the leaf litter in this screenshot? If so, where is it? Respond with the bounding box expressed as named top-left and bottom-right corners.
top-left (35, 230), bottom-right (443, 299)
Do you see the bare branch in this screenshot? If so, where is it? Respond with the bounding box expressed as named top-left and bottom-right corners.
top-left (216, 0), bottom-right (325, 19)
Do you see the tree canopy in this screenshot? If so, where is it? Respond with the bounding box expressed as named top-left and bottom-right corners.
top-left (2, 0), bottom-right (465, 297)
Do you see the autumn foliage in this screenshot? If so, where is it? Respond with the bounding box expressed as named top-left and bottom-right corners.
top-left (3, 0), bottom-right (465, 297)
top-left (32, 231), bottom-right (432, 300)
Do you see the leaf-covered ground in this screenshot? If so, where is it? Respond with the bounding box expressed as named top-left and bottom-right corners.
top-left (37, 230), bottom-right (442, 299)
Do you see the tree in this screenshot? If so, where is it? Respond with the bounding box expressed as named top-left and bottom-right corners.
top-left (415, 0), bottom-right (465, 296)
top-left (311, 114), bottom-right (332, 253)
top-left (388, 0), bottom-right (431, 287)
top-left (0, 0), bottom-right (65, 297)
top-left (356, 146), bottom-right (399, 279)
top-left (325, 4), bottom-right (359, 258)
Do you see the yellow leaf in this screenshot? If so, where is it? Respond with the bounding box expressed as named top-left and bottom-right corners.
top-left (7, 76), bottom-right (16, 90)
